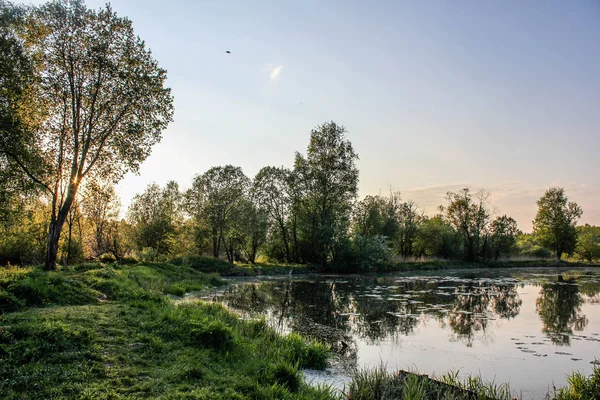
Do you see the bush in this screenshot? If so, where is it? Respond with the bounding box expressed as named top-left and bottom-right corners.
top-left (0, 289), bottom-right (24, 313)
top-left (351, 234), bottom-right (393, 271)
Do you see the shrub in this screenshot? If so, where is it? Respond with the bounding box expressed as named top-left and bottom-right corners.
top-left (139, 247), bottom-right (158, 262)
top-left (0, 289), bottom-right (23, 313)
top-left (351, 234), bottom-right (393, 271)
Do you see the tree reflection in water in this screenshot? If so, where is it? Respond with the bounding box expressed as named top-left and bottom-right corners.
top-left (536, 276), bottom-right (588, 345)
top-left (447, 284), bottom-right (522, 346)
top-left (210, 275), bottom-right (527, 355)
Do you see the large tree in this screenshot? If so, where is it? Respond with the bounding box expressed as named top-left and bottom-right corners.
top-left (0, 1), bottom-right (38, 222)
top-left (294, 121), bottom-right (359, 267)
top-left (489, 215), bottom-right (519, 260)
top-left (186, 165), bottom-right (250, 258)
top-left (81, 180), bottom-right (121, 258)
top-left (253, 166), bottom-right (294, 262)
top-left (127, 181), bottom-right (182, 257)
top-left (533, 187), bottom-right (582, 260)
top-left (1, 0), bottom-right (173, 269)
top-left (444, 188), bottom-right (491, 261)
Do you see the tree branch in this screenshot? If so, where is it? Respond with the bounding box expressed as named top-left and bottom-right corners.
top-left (3, 149), bottom-right (54, 195)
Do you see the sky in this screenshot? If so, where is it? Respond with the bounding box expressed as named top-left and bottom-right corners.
top-left (29, 0), bottom-right (600, 231)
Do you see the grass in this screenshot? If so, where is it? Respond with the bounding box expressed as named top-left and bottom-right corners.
top-left (170, 255), bottom-right (315, 276)
top-left (372, 259), bottom-right (600, 273)
top-left (345, 366), bottom-right (600, 400)
top-left (553, 365), bottom-right (600, 400)
top-left (344, 365), bottom-right (518, 400)
top-left (0, 261), bottom-right (335, 399)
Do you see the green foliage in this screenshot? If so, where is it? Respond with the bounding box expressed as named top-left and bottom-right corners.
top-left (553, 365), bottom-right (600, 400)
top-left (128, 182), bottom-right (183, 257)
top-left (533, 187), bottom-right (582, 260)
top-left (283, 333), bottom-right (330, 370)
top-left (1, 269), bottom-right (99, 308)
top-left (266, 362), bottom-right (301, 393)
top-left (346, 366), bottom-right (520, 400)
top-left (170, 255), bottom-right (235, 274)
top-left (253, 166), bottom-right (297, 262)
top-left (189, 320), bottom-right (235, 350)
top-left (444, 188), bottom-right (492, 261)
top-left (350, 234), bottom-right (393, 271)
top-left (185, 165), bottom-right (250, 260)
top-left (516, 233), bottom-right (553, 258)
top-left (294, 121), bottom-right (359, 267)
top-left (574, 224), bottom-right (600, 262)
top-left (413, 214), bottom-right (461, 259)
top-left (489, 215), bottom-right (520, 260)
top-left (4, 0), bottom-right (174, 269)
top-left (0, 261), bottom-right (334, 399)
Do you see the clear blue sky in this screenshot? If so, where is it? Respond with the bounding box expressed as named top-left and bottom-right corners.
top-left (30, 0), bottom-right (600, 231)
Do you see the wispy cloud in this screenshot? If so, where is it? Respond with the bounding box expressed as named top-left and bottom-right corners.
top-left (266, 64), bottom-right (284, 81)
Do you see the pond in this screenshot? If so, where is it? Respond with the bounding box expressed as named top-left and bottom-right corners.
top-left (198, 268), bottom-right (600, 399)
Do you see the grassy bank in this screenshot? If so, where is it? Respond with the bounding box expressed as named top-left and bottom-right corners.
top-left (370, 259), bottom-right (600, 274)
top-left (0, 262), bottom-right (334, 399)
top-left (345, 365), bottom-right (600, 400)
top-left (170, 255), bottom-right (599, 277)
top-left (170, 256), bottom-right (315, 276)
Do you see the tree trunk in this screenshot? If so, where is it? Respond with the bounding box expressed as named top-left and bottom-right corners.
top-left (556, 248), bottom-right (561, 261)
top-left (45, 219), bottom-right (63, 270)
top-left (45, 184), bottom-right (77, 270)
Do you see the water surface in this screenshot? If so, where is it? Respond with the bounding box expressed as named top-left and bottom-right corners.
top-left (200, 268), bottom-right (600, 399)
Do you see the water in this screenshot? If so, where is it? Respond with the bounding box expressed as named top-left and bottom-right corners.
top-left (198, 268), bottom-right (600, 399)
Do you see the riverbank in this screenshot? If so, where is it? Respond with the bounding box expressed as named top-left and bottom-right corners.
top-left (171, 256), bottom-right (599, 277)
top-left (0, 262), bottom-right (333, 399)
top-left (2, 261), bottom-right (599, 399)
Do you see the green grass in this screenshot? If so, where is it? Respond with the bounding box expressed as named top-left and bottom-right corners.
top-left (0, 262), bottom-right (335, 399)
top-left (553, 365), bottom-right (600, 400)
top-left (344, 365), bottom-right (519, 400)
top-left (372, 259), bottom-right (600, 273)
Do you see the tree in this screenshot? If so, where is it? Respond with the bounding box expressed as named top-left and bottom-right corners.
top-left (186, 165), bottom-right (250, 259)
top-left (574, 224), bottom-right (600, 262)
top-left (489, 215), bottom-right (519, 260)
top-left (393, 200), bottom-right (422, 259)
top-left (444, 188), bottom-right (491, 261)
top-left (0, 1), bottom-right (39, 222)
top-left (413, 214), bottom-right (460, 259)
top-left (1, 1), bottom-right (173, 269)
top-left (253, 166), bottom-right (294, 262)
top-left (127, 181), bottom-right (182, 257)
top-left (236, 197), bottom-right (268, 263)
top-left (294, 121), bottom-right (359, 267)
top-left (353, 195), bottom-right (388, 237)
top-left (81, 180), bottom-right (121, 258)
top-left (532, 187), bottom-right (582, 260)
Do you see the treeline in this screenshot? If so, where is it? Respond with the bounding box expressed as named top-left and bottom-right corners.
top-left (2, 1), bottom-right (597, 270)
top-left (2, 122), bottom-right (598, 269)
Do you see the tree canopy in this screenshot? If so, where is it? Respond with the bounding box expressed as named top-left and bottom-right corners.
top-left (1, 0), bottom-right (174, 269)
top-left (533, 187), bottom-right (582, 260)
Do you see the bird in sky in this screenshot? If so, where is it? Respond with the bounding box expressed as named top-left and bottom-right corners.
top-left (225, 50), bottom-right (231, 54)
